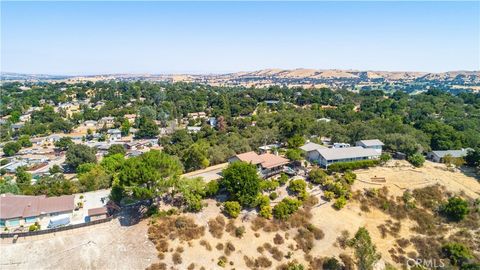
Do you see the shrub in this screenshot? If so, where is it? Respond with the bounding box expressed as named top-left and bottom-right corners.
top-left (208, 216), bottom-right (225, 238)
top-left (327, 160), bottom-right (379, 172)
top-left (408, 153), bottom-right (425, 168)
top-left (223, 201), bottom-right (241, 218)
top-left (442, 242), bottom-right (473, 266)
top-left (333, 196), bottom-right (347, 210)
top-left (323, 257), bottom-right (342, 270)
top-left (440, 197), bottom-right (470, 221)
top-left (255, 195), bottom-right (270, 208)
top-left (309, 168), bottom-right (328, 184)
top-left (380, 153), bottom-right (391, 164)
top-left (269, 192), bottom-right (278, 200)
top-left (235, 226), bottom-right (246, 238)
top-left (218, 256), bottom-right (227, 267)
top-left (323, 191), bottom-right (335, 201)
top-left (273, 198), bottom-right (302, 220)
top-left (172, 252), bottom-right (182, 265)
top-left (273, 233), bottom-right (284, 245)
top-left (259, 205), bottom-right (273, 219)
top-left (259, 180), bottom-right (279, 192)
top-left (278, 173), bottom-right (289, 185)
top-left (205, 180), bottom-right (219, 197)
top-left (289, 179), bottom-right (307, 192)
top-left (343, 171), bottom-right (357, 185)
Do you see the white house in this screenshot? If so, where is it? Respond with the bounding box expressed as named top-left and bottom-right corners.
top-left (427, 149), bottom-right (471, 163)
top-left (107, 129), bottom-right (122, 142)
top-left (300, 142), bottom-right (327, 162)
top-left (310, 147), bottom-right (380, 168)
top-left (355, 139), bottom-right (384, 154)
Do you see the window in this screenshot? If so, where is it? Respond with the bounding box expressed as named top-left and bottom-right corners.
top-left (25, 217), bottom-right (37, 223)
top-left (7, 219), bottom-right (20, 227)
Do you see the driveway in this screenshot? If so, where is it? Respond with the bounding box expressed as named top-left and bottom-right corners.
top-left (182, 162), bottom-right (228, 181)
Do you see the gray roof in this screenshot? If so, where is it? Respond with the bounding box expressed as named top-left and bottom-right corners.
top-left (315, 146), bottom-right (379, 161)
top-left (300, 142), bottom-right (326, 152)
top-left (357, 139), bottom-right (384, 147)
top-left (431, 149), bottom-right (471, 158)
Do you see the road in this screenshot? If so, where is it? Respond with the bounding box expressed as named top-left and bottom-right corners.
top-left (181, 162), bottom-right (228, 181)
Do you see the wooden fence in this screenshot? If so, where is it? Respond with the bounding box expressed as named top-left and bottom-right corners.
top-left (0, 216), bottom-right (113, 239)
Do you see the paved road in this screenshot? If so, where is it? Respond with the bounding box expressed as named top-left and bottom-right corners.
top-left (182, 162), bottom-right (228, 181)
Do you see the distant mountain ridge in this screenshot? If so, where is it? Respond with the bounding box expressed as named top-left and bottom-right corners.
top-left (2, 69), bottom-right (479, 92)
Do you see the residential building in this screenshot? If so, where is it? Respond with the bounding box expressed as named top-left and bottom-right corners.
top-left (228, 151), bottom-right (290, 178)
top-left (427, 149), bottom-right (471, 163)
top-left (87, 207), bottom-right (108, 221)
top-left (187, 112), bottom-right (207, 120)
top-left (97, 116), bottom-right (115, 128)
top-left (107, 129), bottom-right (122, 141)
top-left (0, 194), bottom-right (74, 228)
top-left (309, 146), bottom-right (380, 168)
top-left (333, 143), bottom-right (351, 149)
top-left (187, 126), bottom-right (202, 133)
top-left (355, 139), bottom-right (384, 154)
top-left (300, 142), bottom-right (327, 161)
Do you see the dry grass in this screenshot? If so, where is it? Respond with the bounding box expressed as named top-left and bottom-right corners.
top-left (172, 252), bottom-right (182, 265)
top-left (216, 243), bottom-right (224, 251)
top-left (146, 262), bottom-right (167, 270)
top-left (224, 242), bottom-right (235, 256)
top-left (208, 215), bottom-right (226, 239)
top-left (148, 216), bottom-right (205, 247)
top-left (273, 233), bottom-right (284, 245)
top-left (199, 239), bottom-right (212, 251)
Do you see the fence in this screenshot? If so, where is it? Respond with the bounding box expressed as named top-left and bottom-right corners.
top-left (0, 216), bottom-right (113, 239)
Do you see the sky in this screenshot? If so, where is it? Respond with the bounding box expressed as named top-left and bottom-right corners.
top-left (1, 1), bottom-right (479, 75)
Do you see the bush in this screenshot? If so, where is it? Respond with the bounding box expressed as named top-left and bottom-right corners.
top-left (408, 153), bottom-right (425, 167)
top-left (380, 153), bottom-right (391, 164)
top-left (442, 242), bottom-right (473, 266)
top-left (327, 160), bottom-right (379, 172)
top-left (205, 180), bottom-right (219, 197)
top-left (323, 191), bottom-right (335, 201)
top-left (273, 198), bottom-right (302, 220)
top-left (259, 180), bottom-right (279, 191)
top-left (440, 197), bottom-right (470, 221)
top-left (333, 196), bottom-right (347, 210)
top-left (269, 192), bottom-right (278, 200)
top-left (223, 201), bottom-right (241, 218)
top-left (278, 173), bottom-right (289, 186)
top-left (288, 179), bottom-right (307, 194)
top-left (259, 205), bottom-right (272, 219)
top-left (309, 168), bottom-right (328, 184)
top-left (255, 195), bottom-right (270, 208)
top-left (235, 226), bottom-right (246, 238)
top-left (28, 222), bottom-right (40, 231)
top-left (343, 171), bottom-right (357, 185)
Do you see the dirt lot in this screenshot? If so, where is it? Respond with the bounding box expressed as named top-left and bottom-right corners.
top-left (0, 219), bottom-right (157, 270)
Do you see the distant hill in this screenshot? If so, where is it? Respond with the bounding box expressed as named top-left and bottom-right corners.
top-left (2, 69), bottom-right (479, 93)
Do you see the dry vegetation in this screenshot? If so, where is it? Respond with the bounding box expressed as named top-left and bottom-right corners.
top-left (144, 162), bottom-right (480, 269)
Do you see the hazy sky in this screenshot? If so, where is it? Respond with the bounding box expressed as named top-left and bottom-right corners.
top-left (1, 1), bottom-right (479, 75)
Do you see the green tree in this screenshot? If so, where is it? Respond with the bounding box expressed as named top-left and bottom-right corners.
top-left (182, 143), bottom-right (210, 172)
top-left (408, 153), bottom-right (425, 167)
top-left (442, 242), bottom-right (473, 266)
top-left (78, 165), bottom-right (111, 192)
top-left (221, 162), bottom-right (261, 207)
top-left (18, 135), bottom-right (32, 147)
top-left (0, 178), bottom-right (20, 194)
top-left (120, 119), bottom-right (131, 136)
top-left (106, 144), bottom-right (126, 157)
top-left (287, 135), bottom-right (306, 148)
top-left (100, 153), bottom-right (125, 174)
top-left (135, 116), bottom-right (159, 139)
top-left (54, 137), bottom-right (74, 151)
top-left (440, 197), bottom-right (470, 222)
top-left (465, 149), bottom-right (480, 168)
top-left (49, 164), bottom-right (63, 174)
top-left (15, 166), bottom-right (32, 188)
top-left (286, 149), bottom-right (303, 162)
top-left (65, 144), bottom-right (97, 170)
top-left (309, 168), bottom-right (328, 185)
top-left (350, 227), bottom-right (380, 270)
top-left (3, 142), bottom-right (21, 156)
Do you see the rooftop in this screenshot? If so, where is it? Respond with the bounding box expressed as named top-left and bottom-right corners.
top-left (357, 139), bottom-right (384, 147)
top-left (315, 146), bottom-right (380, 161)
top-left (232, 151), bottom-right (290, 169)
top-left (0, 194), bottom-right (75, 220)
top-left (431, 148), bottom-right (472, 158)
top-left (299, 142), bottom-right (326, 152)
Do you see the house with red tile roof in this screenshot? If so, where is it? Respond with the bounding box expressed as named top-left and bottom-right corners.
top-left (228, 151), bottom-right (290, 178)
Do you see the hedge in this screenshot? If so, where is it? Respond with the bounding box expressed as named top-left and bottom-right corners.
top-left (327, 159), bottom-right (379, 172)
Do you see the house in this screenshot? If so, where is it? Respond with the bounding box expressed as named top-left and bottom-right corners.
top-left (124, 114), bottom-right (137, 124)
top-left (87, 207), bottom-right (108, 222)
top-left (300, 142), bottom-right (327, 162)
top-left (208, 117), bottom-right (217, 128)
top-left (310, 147), bottom-right (380, 168)
top-left (98, 116), bottom-right (115, 128)
top-left (228, 151), bottom-right (290, 178)
top-left (187, 112), bottom-right (207, 120)
top-left (427, 149), bottom-right (471, 163)
top-left (355, 139), bottom-right (384, 154)
top-left (258, 144), bottom-right (281, 154)
top-left (83, 120), bottom-right (98, 128)
top-left (0, 194), bottom-right (75, 228)
top-left (187, 126), bottom-right (202, 134)
top-left (107, 129), bottom-right (122, 141)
